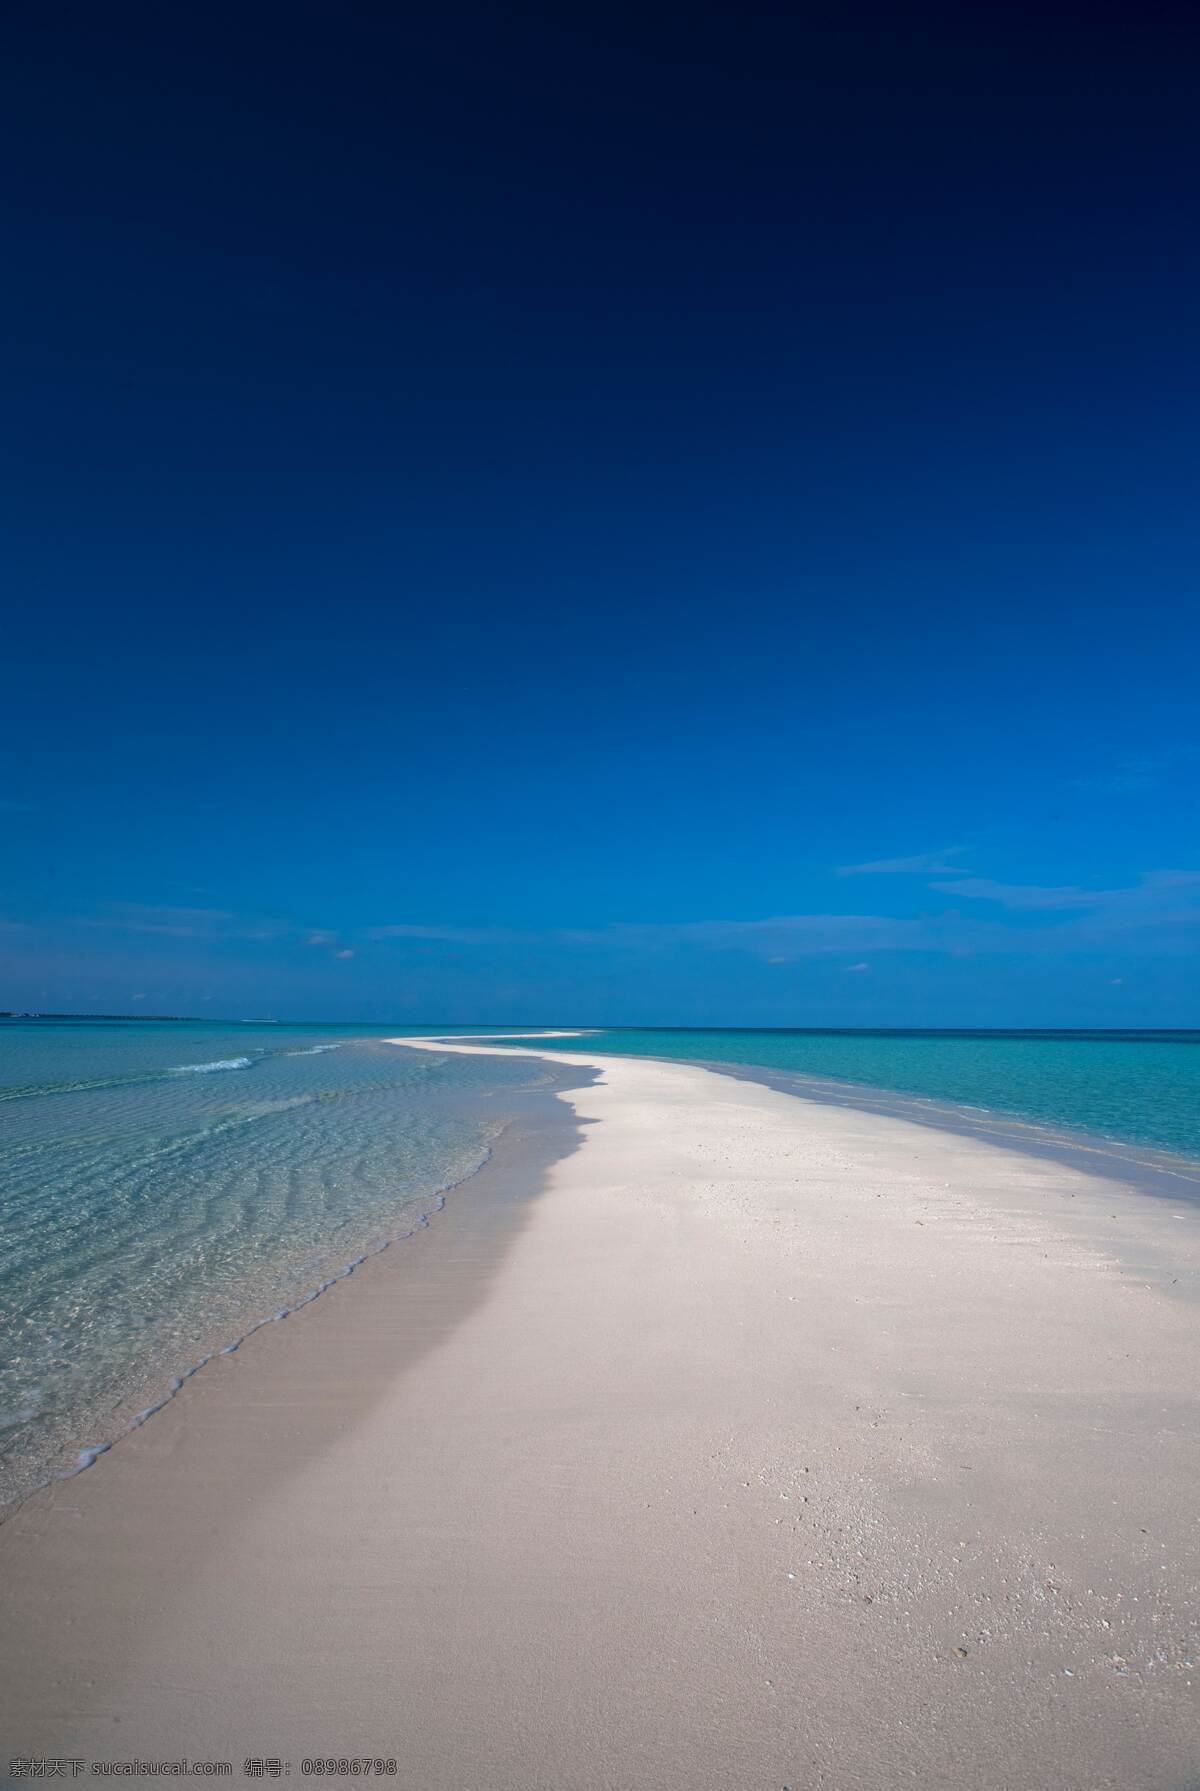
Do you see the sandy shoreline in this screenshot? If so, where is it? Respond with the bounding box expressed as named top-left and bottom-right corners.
top-left (2, 1037), bottom-right (1198, 1787)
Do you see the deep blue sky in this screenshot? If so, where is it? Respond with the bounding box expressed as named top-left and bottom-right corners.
top-left (3, 1), bottom-right (1198, 1024)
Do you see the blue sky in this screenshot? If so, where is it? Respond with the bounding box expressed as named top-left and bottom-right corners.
top-left (2, 3), bottom-right (1198, 1024)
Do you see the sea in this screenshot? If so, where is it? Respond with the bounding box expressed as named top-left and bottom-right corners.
top-left (0, 1022), bottom-right (552, 1509)
top-left (503, 1026), bottom-right (1200, 1153)
top-left (3, 1019), bottom-right (1199, 1511)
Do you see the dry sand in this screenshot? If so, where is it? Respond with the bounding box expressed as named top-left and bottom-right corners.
top-left (2, 1036), bottom-right (1198, 1789)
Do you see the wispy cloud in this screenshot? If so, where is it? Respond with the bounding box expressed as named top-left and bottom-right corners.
top-left (79, 904), bottom-right (238, 938)
top-left (369, 923), bottom-right (526, 944)
top-left (930, 870), bottom-right (1200, 925)
top-left (929, 878), bottom-right (1101, 911)
top-left (565, 914), bottom-right (940, 956)
top-left (76, 904), bottom-right (354, 947)
top-left (1069, 753), bottom-right (1169, 796)
top-left (58, 870), bottom-right (1200, 983)
top-left (566, 871), bottom-right (1200, 960)
top-left (837, 846), bottom-right (970, 877)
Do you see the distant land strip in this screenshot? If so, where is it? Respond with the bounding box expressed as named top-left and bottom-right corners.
top-left (0, 1012), bottom-right (198, 1022)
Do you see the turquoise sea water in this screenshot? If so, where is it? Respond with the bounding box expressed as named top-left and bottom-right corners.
top-left (0, 1022), bottom-right (550, 1508)
top-left (495, 1027), bottom-right (1200, 1160)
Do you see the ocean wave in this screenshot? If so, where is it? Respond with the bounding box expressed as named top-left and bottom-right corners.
top-left (0, 1057), bottom-right (262, 1102)
top-left (284, 1043), bottom-right (343, 1057)
top-left (167, 1057), bottom-right (253, 1075)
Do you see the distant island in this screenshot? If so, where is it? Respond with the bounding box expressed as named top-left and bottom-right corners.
top-left (0, 1012), bottom-right (198, 1022)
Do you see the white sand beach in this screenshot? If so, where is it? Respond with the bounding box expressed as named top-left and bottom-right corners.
top-left (2, 1038), bottom-right (1198, 1788)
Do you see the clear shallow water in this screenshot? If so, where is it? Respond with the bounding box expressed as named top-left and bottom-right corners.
top-left (0, 1022), bottom-right (549, 1508)
top-left (490, 1028), bottom-right (1200, 1165)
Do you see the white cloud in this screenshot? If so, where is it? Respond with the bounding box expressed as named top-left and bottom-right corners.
top-left (370, 924), bottom-right (523, 944)
top-left (79, 905), bottom-right (237, 938)
top-left (568, 913), bottom-right (940, 957)
top-left (837, 847), bottom-right (970, 877)
top-left (930, 878), bottom-right (1100, 911)
top-left (931, 870), bottom-right (1200, 927)
top-left (1069, 753), bottom-right (1171, 795)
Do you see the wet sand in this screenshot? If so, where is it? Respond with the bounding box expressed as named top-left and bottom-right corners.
top-left (2, 1037), bottom-right (1198, 1788)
